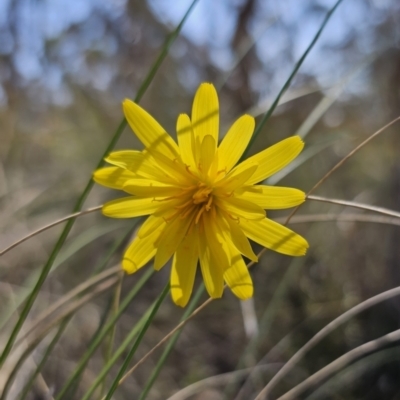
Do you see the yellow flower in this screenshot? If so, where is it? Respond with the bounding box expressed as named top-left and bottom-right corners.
top-left (94, 83), bottom-right (308, 307)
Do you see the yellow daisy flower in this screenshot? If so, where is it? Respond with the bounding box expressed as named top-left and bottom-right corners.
top-left (94, 83), bottom-right (308, 307)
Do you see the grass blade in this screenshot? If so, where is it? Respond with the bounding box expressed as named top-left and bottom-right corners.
top-left (18, 227), bottom-right (132, 399)
top-left (242, 0), bottom-right (344, 159)
top-left (99, 273), bottom-right (123, 397)
top-left (1, 278), bottom-right (117, 400)
top-left (55, 268), bottom-right (154, 400)
top-left (103, 283), bottom-right (170, 400)
top-left (81, 299), bottom-right (154, 399)
top-left (138, 285), bottom-right (206, 400)
top-left (0, 0), bottom-right (199, 368)
top-left (18, 318), bottom-right (70, 400)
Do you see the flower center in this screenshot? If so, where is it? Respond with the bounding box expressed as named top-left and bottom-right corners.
top-left (191, 183), bottom-right (213, 223)
top-left (192, 184), bottom-right (212, 205)
top-left (163, 180), bottom-right (215, 226)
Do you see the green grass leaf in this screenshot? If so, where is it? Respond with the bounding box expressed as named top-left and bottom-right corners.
top-left (241, 0), bottom-right (344, 159)
top-left (0, 0), bottom-right (200, 369)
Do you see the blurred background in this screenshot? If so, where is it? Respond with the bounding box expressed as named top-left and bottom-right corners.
top-left (1, 0), bottom-right (400, 399)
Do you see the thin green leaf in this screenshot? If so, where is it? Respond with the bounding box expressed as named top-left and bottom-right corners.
top-left (20, 227), bottom-right (133, 399)
top-left (81, 301), bottom-right (153, 400)
top-left (0, 224), bottom-right (118, 333)
top-left (19, 318), bottom-right (71, 400)
top-left (2, 277), bottom-right (117, 400)
top-left (100, 273), bottom-right (123, 397)
top-left (55, 268), bottom-right (154, 400)
top-left (266, 138), bottom-right (337, 185)
top-left (103, 283), bottom-right (170, 400)
top-left (241, 0), bottom-right (344, 160)
top-left (138, 284), bottom-right (205, 400)
top-left (0, 0), bottom-right (199, 368)
top-left (65, 289), bottom-right (117, 400)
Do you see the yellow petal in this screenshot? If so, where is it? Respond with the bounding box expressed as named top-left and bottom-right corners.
top-left (154, 214), bottom-right (194, 270)
top-left (134, 152), bottom-right (178, 183)
top-left (122, 227), bottom-right (161, 273)
top-left (223, 242), bottom-right (253, 300)
top-left (150, 150), bottom-right (192, 185)
top-left (219, 213), bottom-right (258, 262)
top-left (198, 229), bottom-right (224, 299)
top-left (170, 228), bottom-right (198, 307)
top-left (177, 114), bottom-right (196, 169)
top-left (218, 114), bottom-right (255, 172)
top-left (102, 196), bottom-right (159, 218)
top-left (137, 215), bottom-right (166, 238)
top-left (237, 186), bottom-right (305, 209)
top-left (207, 214), bottom-right (253, 299)
top-left (93, 167), bottom-right (136, 190)
top-left (154, 197), bottom-right (188, 219)
top-left (106, 150), bottom-right (178, 184)
top-left (123, 99), bottom-right (180, 159)
top-left (215, 165), bottom-right (257, 193)
top-left (233, 136), bottom-right (304, 185)
top-left (240, 218), bottom-right (309, 256)
top-left (105, 150), bottom-right (143, 169)
top-left (216, 196), bottom-right (265, 220)
top-left (123, 178), bottom-right (181, 197)
top-left (202, 212), bottom-right (230, 269)
top-left (192, 83), bottom-right (219, 149)
top-left (199, 135), bottom-right (216, 174)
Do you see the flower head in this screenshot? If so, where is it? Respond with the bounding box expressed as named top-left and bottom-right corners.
top-left (94, 83), bottom-right (308, 306)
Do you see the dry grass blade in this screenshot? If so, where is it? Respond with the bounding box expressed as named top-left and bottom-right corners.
top-left (307, 195), bottom-right (400, 218)
top-left (0, 205), bottom-right (103, 256)
top-left (120, 117), bottom-right (400, 395)
top-left (306, 116), bottom-right (400, 197)
top-left (254, 285), bottom-right (400, 400)
top-left (12, 265), bottom-right (120, 350)
top-left (278, 213), bottom-right (400, 227)
top-left (7, 131), bottom-right (394, 391)
top-left (275, 329), bottom-right (400, 400)
top-left (116, 296), bottom-right (214, 388)
top-left (5, 110), bottom-right (399, 394)
top-left (20, 276), bottom-right (119, 351)
top-left (100, 271), bottom-right (124, 397)
top-left (168, 365), bottom-right (281, 400)
top-left (0, 277), bottom-right (118, 400)
top-left (233, 307), bottom-right (324, 400)
top-left (100, 209), bottom-right (400, 393)
top-left (251, 115), bottom-right (400, 399)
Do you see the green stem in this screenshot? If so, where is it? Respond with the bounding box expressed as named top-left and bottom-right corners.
top-left (100, 273), bottom-right (123, 397)
top-left (55, 268), bottom-right (154, 400)
top-left (81, 305), bottom-right (152, 400)
top-left (65, 290), bottom-right (116, 399)
top-left (138, 284), bottom-right (205, 400)
top-left (0, 0), bottom-right (199, 369)
top-left (104, 283), bottom-right (170, 400)
top-left (19, 318), bottom-right (70, 400)
top-left (241, 0), bottom-right (344, 159)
